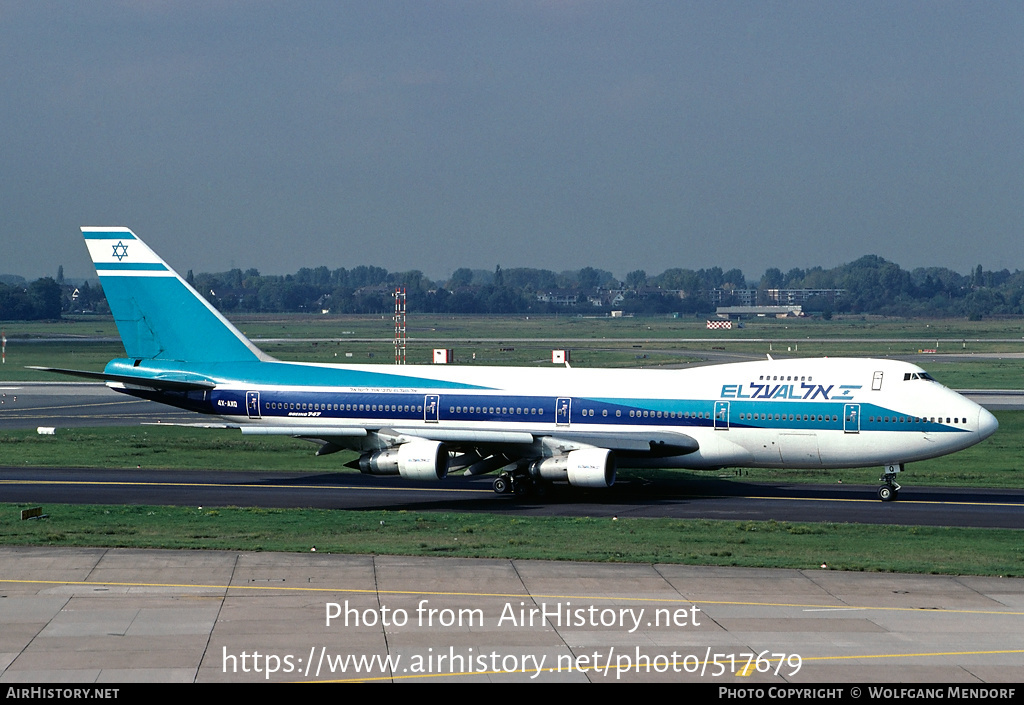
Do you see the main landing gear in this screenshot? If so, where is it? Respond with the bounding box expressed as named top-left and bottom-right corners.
top-left (492, 468), bottom-right (545, 497)
top-left (877, 463), bottom-right (903, 502)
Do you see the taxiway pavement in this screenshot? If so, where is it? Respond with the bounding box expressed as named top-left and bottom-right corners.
top-left (0, 546), bottom-right (1021, 683)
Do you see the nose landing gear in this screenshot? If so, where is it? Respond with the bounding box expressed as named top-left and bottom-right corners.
top-left (878, 463), bottom-right (903, 502)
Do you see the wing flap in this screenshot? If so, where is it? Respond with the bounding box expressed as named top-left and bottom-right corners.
top-left (238, 425), bottom-right (533, 445)
top-left (387, 428), bottom-right (535, 445)
top-left (239, 426), bottom-right (368, 438)
top-left (543, 430), bottom-right (699, 456)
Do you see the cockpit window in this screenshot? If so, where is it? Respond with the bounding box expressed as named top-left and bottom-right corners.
top-left (903, 372), bottom-right (936, 381)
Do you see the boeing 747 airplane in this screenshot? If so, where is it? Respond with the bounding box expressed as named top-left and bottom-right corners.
top-left (35, 228), bottom-right (999, 501)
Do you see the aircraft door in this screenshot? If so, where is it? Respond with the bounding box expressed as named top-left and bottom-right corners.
top-left (246, 391), bottom-right (261, 419)
top-left (556, 397), bottom-right (571, 426)
top-left (844, 404), bottom-right (860, 433)
top-left (424, 395), bottom-right (440, 423)
top-left (714, 401), bottom-right (730, 430)
top-left (872, 371), bottom-right (884, 391)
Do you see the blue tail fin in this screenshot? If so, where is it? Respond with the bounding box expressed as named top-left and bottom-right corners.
top-left (83, 227), bottom-right (270, 363)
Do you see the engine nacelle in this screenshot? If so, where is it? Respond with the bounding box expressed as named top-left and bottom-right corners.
top-left (358, 440), bottom-right (449, 481)
top-left (529, 448), bottom-right (616, 488)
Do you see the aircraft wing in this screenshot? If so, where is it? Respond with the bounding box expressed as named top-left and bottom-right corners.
top-left (236, 424), bottom-right (697, 457)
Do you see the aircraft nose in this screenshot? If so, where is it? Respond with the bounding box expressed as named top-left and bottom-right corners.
top-left (977, 406), bottom-right (998, 440)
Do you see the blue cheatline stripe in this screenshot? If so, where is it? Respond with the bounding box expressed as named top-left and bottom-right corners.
top-left (95, 263), bottom-right (169, 271)
top-left (83, 232), bottom-right (137, 240)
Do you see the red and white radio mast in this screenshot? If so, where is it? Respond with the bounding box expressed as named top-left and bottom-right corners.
top-left (393, 287), bottom-right (406, 365)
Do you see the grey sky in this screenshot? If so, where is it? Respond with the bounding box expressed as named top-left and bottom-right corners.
top-left (2, 1), bottom-right (1021, 282)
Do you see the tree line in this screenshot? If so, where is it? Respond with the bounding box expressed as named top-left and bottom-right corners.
top-left (2, 255), bottom-right (1024, 320)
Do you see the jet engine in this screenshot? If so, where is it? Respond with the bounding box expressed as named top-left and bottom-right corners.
top-left (529, 448), bottom-right (616, 488)
top-left (358, 440), bottom-right (449, 481)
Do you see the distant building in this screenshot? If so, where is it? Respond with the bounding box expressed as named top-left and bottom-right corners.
top-left (765, 288), bottom-right (845, 305)
top-left (716, 305), bottom-right (805, 318)
top-left (588, 289), bottom-right (626, 308)
top-left (536, 290), bottom-right (579, 305)
top-left (706, 288), bottom-right (757, 306)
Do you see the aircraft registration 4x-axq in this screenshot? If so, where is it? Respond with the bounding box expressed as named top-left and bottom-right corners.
top-left (37, 227), bottom-right (998, 502)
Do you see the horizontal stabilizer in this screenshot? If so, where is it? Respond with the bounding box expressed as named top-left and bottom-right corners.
top-left (27, 366), bottom-right (216, 391)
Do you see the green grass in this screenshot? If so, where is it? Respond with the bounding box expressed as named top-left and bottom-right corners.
top-left (924, 359), bottom-right (1024, 390)
top-left (0, 341), bottom-right (126, 380)
top-left (1, 504), bottom-right (1021, 576)
top-left (0, 426), bottom-right (317, 471)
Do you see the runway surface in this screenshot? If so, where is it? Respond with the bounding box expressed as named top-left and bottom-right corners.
top-left (2, 467), bottom-right (1023, 529)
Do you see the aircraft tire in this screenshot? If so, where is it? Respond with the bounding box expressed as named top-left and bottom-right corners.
top-left (878, 485), bottom-right (896, 502)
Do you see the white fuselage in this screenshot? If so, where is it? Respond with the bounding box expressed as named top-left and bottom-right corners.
top-left (183, 355), bottom-right (996, 471)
